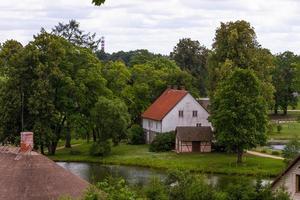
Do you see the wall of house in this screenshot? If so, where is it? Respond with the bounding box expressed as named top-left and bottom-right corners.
top-left (176, 138), bottom-right (212, 153)
top-left (272, 159), bottom-right (300, 200)
top-left (142, 119), bottom-right (162, 143)
top-left (162, 94), bottom-right (211, 133)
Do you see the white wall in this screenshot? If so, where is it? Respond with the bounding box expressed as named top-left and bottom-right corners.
top-left (142, 118), bottom-right (162, 133)
top-left (273, 160), bottom-right (300, 200)
top-left (161, 93), bottom-right (211, 133)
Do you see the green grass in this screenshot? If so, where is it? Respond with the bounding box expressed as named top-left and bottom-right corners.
top-left (49, 143), bottom-right (285, 177)
top-left (268, 122), bottom-right (300, 140)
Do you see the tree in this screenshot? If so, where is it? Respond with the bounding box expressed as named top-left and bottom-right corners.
top-left (0, 31), bottom-right (110, 155)
top-left (273, 51), bottom-right (300, 115)
top-left (92, 0), bottom-right (105, 6)
top-left (91, 96), bottom-right (130, 146)
top-left (210, 69), bottom-right (268, 163)
top-left (52, 20), bottom-right (102, 52)
top-left (208, 20), bottom-right (274, 104)
top-left (282, 137), bottom-right (300, 164)
top-left (170, 38), bottom-right (209, 95)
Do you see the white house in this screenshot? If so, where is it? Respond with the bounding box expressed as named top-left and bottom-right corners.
top-left (141, 88), bottom-right (211, 143)
top-left (272, 155), bottom-right (300, 200)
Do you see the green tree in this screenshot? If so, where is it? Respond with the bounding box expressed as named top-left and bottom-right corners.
top-left (208, 20), bottom-right (274, 104)
top-left (91, 96), bottom-right (130, 146)
top-left (273, 51), bottom-right (300, 115)
top-left (170, 38), bottom-right (209, 95)
top-left (210, 69), bottom-right (268, 163)
top-left (282, 137), bottom-right (300, 164)
top-left (92, 0), bottom-right (105, 6)
top-left (52, 20), bottom-right (102, 51)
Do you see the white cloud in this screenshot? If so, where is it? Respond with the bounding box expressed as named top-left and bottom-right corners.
top-left (0, 0), bottom-right (299, 54)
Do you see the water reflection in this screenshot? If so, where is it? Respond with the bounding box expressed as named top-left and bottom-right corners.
top-left (57, 162), bottom-right (272, 188)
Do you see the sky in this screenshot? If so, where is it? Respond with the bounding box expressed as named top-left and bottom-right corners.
top-left (0, 0), bottom-right (300, 55)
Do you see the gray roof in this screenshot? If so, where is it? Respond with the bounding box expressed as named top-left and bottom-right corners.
top-left (176, 126), bottom-right (213, 142)
top-left (0, 147), bottom-right (90, 200)
top-left (197, 98), bottom-right (210, 113)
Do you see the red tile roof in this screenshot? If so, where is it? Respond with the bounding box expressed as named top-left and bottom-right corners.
top-left (142, 89), bottom-right (188, 121)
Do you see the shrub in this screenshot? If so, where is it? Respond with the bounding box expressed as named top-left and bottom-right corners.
top-left (272, 151), bottom-right (280, 156)
top-left (149, 131), bottom-right (175, 152)
top-left (89, 140), bottom-right (111, 157)
top-left (212, 142), bottom-right (227, 152)
top-left (96, 177), bottom-right (137, 200)
top-left (277, 124), bottom-right (283, 133)
top-left (70, 150), bottom-right (81, 155)
top-left (127, 124), bottom-right (145, 145)
top-left (144, 177), bottom-right (168, 200)
top-left (260, 149), bottom-right (267, 153)
top-left (282, 137), bottom-right (300, 164)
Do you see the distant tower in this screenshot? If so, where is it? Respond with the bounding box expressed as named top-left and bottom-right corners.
top-left (101, 36), bottom-right (105, 52)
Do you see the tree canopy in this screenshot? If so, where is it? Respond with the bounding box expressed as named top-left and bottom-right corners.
top-left (210, 69), bottom-right (268, 163)
top-left (170, 38), bottom-right (209, 95)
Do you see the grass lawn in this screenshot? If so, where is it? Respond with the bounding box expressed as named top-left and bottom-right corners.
top-left (49, 142), bottom-right (285, 178)
top-left (268, 122), bottom-right (300, 140)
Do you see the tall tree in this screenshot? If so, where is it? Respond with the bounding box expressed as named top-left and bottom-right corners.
top-left (170, 38), bottom-right (209, 95)
top-left (92, 0), bottom-right (105, 6)
top-left (208, 20), bottom-right (274, 104)
top-left (210, 69), bottom-right (268, 163)
top-left (52, 20), bottom-right (102, 52)
top-left (273, 51), bottom-right (300, 115)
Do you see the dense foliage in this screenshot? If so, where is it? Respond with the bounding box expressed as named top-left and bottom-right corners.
top-left (273, 51), bottom-right (300, 114)
top-left (149, 132), bottom-right (175, 152)
top-left (127, 124), bottom-right (145, 145)
top-left (211, 69), bottom-right (268, 163)
top-left (73, 171), bottom-right (291, 200)
top-left (282, 137), bottom-right (300, 164)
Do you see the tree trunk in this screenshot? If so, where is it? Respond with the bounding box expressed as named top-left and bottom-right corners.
top-left (48, 141), bottom-right (58, 155)
top-left (92, 129), bottom-right (96, 142)
top-left (65, 124), bottom-right (71, 148)
top-left (237, 149), bottom-right (243, 164)
top-left (274, 104), bottom-right (278, 115)
top-left (283, 107), bottom-right (287, 115)
top-left (40, 142), bottom-right (44, 155)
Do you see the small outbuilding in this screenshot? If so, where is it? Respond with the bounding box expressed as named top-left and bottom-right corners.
top-left (175, 126), bottom-right (213, 153)
top-left (272, 155), bottom-right (300, 200)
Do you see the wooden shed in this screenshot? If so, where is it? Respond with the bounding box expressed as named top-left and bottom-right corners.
top-left (175, 126), bottom-right (213, 153)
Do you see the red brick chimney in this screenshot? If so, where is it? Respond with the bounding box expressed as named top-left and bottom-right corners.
top-left (20, 132), bottom-right (33, 152)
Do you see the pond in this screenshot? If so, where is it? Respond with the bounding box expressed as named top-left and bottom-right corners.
top-left (271, 144), bottom-right (285, 150)
top-left (57, 162), bottom-right (273, 188)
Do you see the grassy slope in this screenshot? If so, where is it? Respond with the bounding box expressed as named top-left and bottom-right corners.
top-left (49, 143), bottom-right (285, 177)
top-left (268, 122), bottom-right (300, 140)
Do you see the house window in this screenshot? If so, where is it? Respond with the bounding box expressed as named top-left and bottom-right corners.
top-left (179, 110), bottom-right (184, 117)
top-left (148, 121), bottom-right (153, 128)
top-left (156, 122), bottom-right (158, 129)
top-left (196, 123), bottom-right (202, 127)
top-left (296, 174), bottom-right (300, 193)
top-left (192, 110), bottom-right (198, 117)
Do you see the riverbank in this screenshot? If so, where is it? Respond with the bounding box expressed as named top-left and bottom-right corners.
top-left (49, 142), bottom-right (285, 177)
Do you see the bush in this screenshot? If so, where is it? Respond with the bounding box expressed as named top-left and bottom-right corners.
top-left (212, 142), bottom-right (227, 152)
top-left (149, 132), bottom-right (175, 152)
top-left (260, 149), bottom-right (267, 153)
top-left (96, 177), bottom-right (137, 200)
top-left (282, 137), bottom-right (300, 164)
top-left (144, 177), bottom-right (168, 200)
top-left (277, 124), bottom-right (283, 133)
top-left (127, 124), bottom-right (145, 145)
top-left (89, 140), bottom-right (111, 157)
top-left (272, 151), bottom-right (280, 156)
top-left (70, 150), bottom-right (81, 155)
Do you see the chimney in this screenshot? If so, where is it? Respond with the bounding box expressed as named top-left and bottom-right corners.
top-left (167, 85), bottom-right (172, 89)
top-left (180, 85), bottom-right (185, 90)
top-left (173, 85), bottom-right (178, 90)
top-left (20, 132), bottom-right (33, 152)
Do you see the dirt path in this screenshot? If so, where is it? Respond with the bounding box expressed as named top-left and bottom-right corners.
top-left (246, 150), bottom-right (284, 160)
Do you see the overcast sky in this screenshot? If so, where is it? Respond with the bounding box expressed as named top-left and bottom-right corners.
top-left (1, 0), bottom-right (300, 55)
